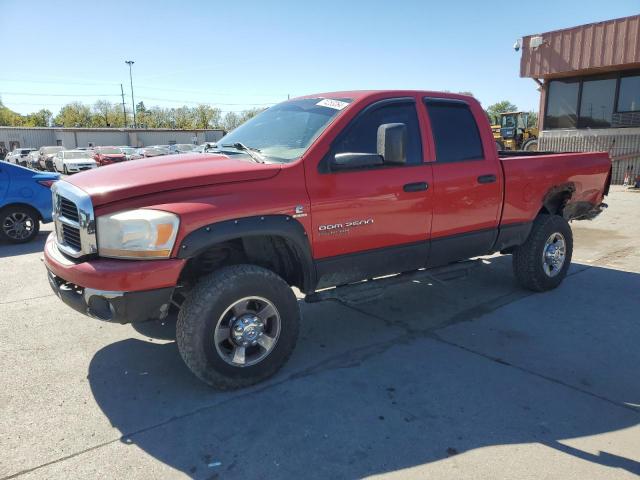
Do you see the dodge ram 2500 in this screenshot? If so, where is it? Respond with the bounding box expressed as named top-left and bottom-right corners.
top-left (44, 90), bottom-right (611, 389)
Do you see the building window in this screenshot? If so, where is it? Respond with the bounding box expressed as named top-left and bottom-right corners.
top-left (618, 75), bottom-right (640, 112)
top-left (545, 80), bottom-right (579, 129)
top-left (578, 77), bottom-right (616, 128)
top-left (545, 71), bottom-right (640, 130)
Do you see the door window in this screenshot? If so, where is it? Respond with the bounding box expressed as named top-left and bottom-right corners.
top-left (425, 99), bottom-right (484, 163)
top-left (333, 101), bottom-right (422, 165)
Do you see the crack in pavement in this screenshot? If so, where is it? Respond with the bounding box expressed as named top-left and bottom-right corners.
top-left (0, 294), bottom-right (54, 306)
top-left (4, 263), bottom-right (634, 479)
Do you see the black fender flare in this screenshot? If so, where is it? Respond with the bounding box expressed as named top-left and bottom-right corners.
top-left (177, 215), bottom-right (316, 292)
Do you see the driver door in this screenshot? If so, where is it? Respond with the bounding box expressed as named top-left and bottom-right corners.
top-left (305, 97), bottom-right (433, 286)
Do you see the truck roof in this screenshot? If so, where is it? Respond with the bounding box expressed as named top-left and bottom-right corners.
top-left (294, 90), bottom-right (476, 102)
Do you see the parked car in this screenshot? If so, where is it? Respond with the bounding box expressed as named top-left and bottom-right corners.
top-left (44, 90), bottom-right (611, 389)
top-left (117, 146), bottom-right (141, 160)
top-left (168, 143), bottom-right (197, 154)
top-left (136, 147), bottom-right (169, 158)
top-left (193, 142), bottom-right (218, 153)
top-left (6, 148), bottom-right (37, 167)
top-left (0, 161), bottom-right (58, 243)
top-left (27, 150), bottom-right (41, 170)
top-left (38, 146), bottom-right (65, 171)
top-left (53, 150), bottom-right (98, 174)
top-left (92, 146), bottom-right (126, 166)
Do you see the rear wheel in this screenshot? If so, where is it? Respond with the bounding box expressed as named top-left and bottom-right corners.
top-left (0, 206), bottom-right (40, 243)
top-left (523, 139), bottom-right (538, 151)
top-left (496, 140), bottom-right (505, 151)
top-left (176, 264), bottom-right (300, 389)
top-left (512, 214), bottom-right (572, 291)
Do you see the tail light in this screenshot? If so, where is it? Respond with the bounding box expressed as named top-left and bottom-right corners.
top-left (37, 180), bottom-right (57, 188)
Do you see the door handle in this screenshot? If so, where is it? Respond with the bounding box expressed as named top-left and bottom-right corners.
top-left (403, 182), bottom-right (429, 192)
top-left (477, 174), bottom-right (497, 184)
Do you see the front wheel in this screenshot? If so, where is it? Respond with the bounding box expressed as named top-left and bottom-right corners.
top-left (63, 165), bottom-right (69, 175)
top-left (512, 214), bottom-right (573, 291)
top-left (177, 264), bottom-right (300, 389)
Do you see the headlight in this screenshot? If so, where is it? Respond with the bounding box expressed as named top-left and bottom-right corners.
top-left (97, 209), bottom-right (179, 259)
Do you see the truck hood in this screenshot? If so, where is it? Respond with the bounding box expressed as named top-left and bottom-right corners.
top-left (66, 152), bottom-right (281, 207)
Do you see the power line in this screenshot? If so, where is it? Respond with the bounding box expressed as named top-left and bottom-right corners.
top-left (138, 96), bottom-right (275, 106)
top-left (0, 91), bottom-right (121, 97)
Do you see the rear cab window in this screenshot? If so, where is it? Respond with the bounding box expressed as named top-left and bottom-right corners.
top-left (424, 98), bottom-right (484, 163)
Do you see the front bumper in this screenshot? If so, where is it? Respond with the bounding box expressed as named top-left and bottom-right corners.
top-left (47, 270), bottom-right (174, 323)
top-left (43, 233), bottom-right (185, 323)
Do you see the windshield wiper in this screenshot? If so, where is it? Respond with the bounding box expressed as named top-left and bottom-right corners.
top-left (220, 142), bottom-right (265, 163)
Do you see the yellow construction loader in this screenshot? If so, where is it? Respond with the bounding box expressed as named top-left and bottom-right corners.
top-left (492, 111), bottom-right (538, 151)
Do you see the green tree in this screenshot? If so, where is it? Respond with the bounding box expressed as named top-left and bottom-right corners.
top-left (527, 110), bottom-right (538, 128)
top-left (54, 102), bottom-right (92, 127)
top-left (0, 98), bottom-right (25, 126)
top-left (222, 108), bottom-right (264, 131)
top-left (486, 100), bottom-right (518, 124)
top-left (92, 100), bottom-right (113, 127)
top-left (23, 109), bottom-right (52, 127)
top-left (193, 104), bottom-right (222, 129)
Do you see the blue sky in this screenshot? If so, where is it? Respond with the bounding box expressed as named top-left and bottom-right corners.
top-left (2, 0), bottom-right (638, 116)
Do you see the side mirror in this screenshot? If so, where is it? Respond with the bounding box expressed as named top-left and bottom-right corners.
top-left (377, 123), bottom-right (407, 164)
top-left (332, 152), bottom-right (383, 170)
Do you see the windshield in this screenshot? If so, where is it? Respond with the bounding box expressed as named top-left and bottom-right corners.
top-left (98, 147), bottom-right (121, 154)
top-left (174, 144), bottom-right (195, 150)
top-left (218, 97), bottom-right (352, 162)
top-left (65, 151), bottom-right (90, 159)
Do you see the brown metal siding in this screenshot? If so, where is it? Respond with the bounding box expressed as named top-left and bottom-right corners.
top-left (521, 15), bottom-right (640, 79)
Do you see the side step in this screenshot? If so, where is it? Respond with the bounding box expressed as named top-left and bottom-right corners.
top-left (305, 260), bottom-right (481, 304)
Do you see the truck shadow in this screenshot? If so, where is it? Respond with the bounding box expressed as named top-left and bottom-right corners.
top-left (0, 229), bottom-right (49, 258)
top-left (88, 259), bottom-right (640, 478)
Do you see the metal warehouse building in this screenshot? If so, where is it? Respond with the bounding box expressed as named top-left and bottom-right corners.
top-left (520, 14), bottom-right (640, 184)
top-left (0, 127), bottom-right (225, 156)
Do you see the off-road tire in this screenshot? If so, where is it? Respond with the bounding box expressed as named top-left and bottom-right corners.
top-left (176, 264), bottom-right (300, 389)
top-left (0, 205), bottom-right (40, 243)
top-left (513, 214), bottom-right (572, 292)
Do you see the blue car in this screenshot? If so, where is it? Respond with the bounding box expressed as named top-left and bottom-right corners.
top-left (0, 162), bottom-right (59, 243)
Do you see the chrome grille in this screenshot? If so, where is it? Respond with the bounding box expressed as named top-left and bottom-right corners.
top-left (59, 197), bottom-right (79, 222)
top-left (52, 181), bottom-right (97, 258)
top-left (61, 224), bottom-right (81, 250)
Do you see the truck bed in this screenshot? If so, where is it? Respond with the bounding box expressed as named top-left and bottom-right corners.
top-left (498, 151), bottom-right (611, 225)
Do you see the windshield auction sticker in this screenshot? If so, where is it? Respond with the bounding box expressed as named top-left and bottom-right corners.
top-left (316, 99), bottom-right (350, 110)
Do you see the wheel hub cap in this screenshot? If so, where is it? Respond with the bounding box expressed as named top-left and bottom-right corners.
top-left (213, 296), bottom-right (282, 367)
top-left (3, 212), bottom-right (33, 240)
top-left (231, 315), bottom-right (264, 346)
top-left (542, 232), bottom-right (566, 277)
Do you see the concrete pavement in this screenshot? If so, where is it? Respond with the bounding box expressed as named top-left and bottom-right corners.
top-left (1, 186), bottom-right (638, 479)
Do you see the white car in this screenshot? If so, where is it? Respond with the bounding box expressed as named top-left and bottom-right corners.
top-left (38, 145), bottom-right (65, 170)
top-left (53, 150), bottom-right (98, 174)
top-left (6, 148), bottom-right (36, 166)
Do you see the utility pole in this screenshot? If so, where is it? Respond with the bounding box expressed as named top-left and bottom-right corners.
top-left (120, 84), bottom-right (127, 127)
top-left (125, 60), bottom-right (136, 128)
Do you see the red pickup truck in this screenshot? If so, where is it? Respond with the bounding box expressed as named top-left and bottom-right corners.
top-left (44, 90), bottom-right (611, 389)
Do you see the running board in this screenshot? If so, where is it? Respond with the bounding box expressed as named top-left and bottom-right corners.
top-left (305, 260), bottom-right (481, 304)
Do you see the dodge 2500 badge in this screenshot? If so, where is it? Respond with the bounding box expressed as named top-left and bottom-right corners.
top-left (44, 90), bottom-right (611, 389)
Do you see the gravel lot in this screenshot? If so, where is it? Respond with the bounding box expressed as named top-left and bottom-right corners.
top-left (1, 186), bottom-right (639, 479)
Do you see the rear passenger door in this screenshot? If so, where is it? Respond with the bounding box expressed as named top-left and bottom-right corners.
top-left (423, 98), bottom-right (502, 266)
